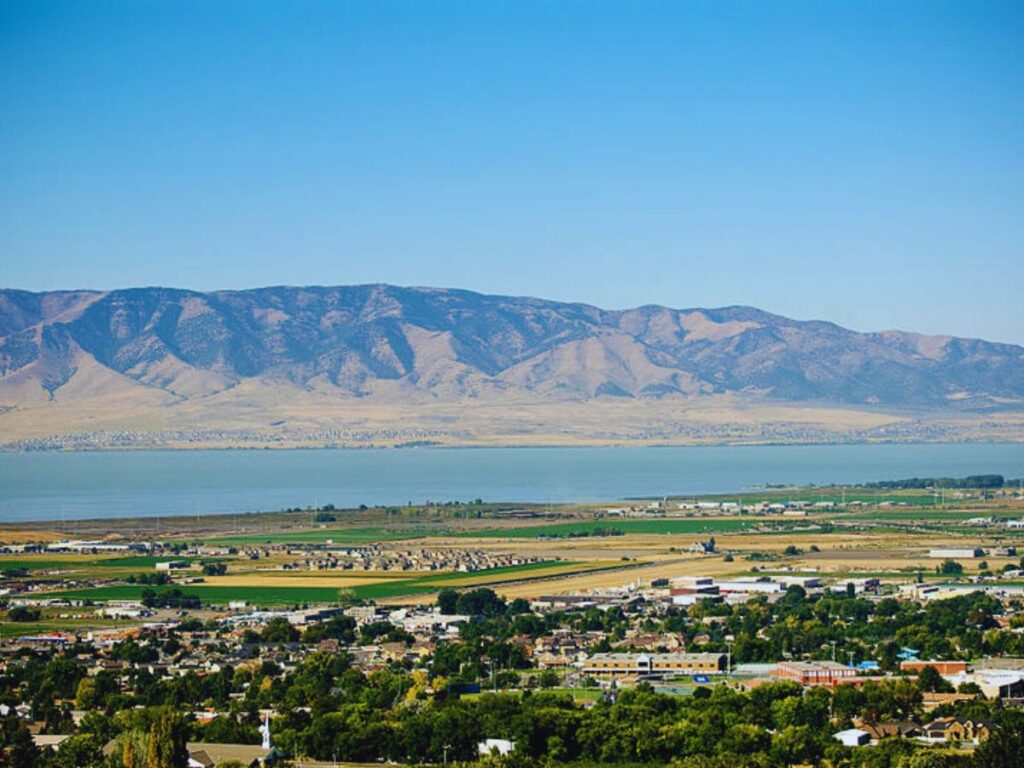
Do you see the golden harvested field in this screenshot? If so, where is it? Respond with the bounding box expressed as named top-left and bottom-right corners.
top-left (0, 529), bottom-right (62, 544)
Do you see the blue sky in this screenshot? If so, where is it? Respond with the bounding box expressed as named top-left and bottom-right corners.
top-left (2, 1), bottom-right (1022, 343)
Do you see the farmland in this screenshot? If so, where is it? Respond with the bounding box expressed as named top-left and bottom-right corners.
top-left (206, 526), bottom-right (437, 546)
top-left (5, 478), bottom-right (1024, 614)
top-left (35, 559), bottom-right (621, 606)
top-left (460, 517), bottom-right (757, 539)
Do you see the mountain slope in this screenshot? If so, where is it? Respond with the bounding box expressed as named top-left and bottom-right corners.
top-left (1, 284), bottom-right (1022, 448)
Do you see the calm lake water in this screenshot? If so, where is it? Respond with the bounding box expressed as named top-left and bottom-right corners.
top-left (1, 443), bottom-right (1023, 522)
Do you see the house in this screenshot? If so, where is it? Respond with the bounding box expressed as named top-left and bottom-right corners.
top-left (186, 743), bottom-right (284, 767)
top-left (688, 538), bottom-right (715, 554)
top-left (32, 734), bottom-right (71, 751)
top-left (833, 728), bottom-right (870, 747)
top-left (923, 717), bottom-right (992, 743)
top-left (857, 721), bottom-right (923, 741)
top-left (104, 741), bottom-right (282, 767)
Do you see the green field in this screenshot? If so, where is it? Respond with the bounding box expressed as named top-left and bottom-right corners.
top-left (462, 518), bottom-right (756, 539)
top-left (38, 560), bottom-right (589, 606)
top-left (206, 526), bottom-right (437, 546)
top-left (0, 555), bottom-right (211, 572)
top-left (0, 559), bottom-right (83, 572)
top-left (0, 618), bottom-right (136, 638)
top-left (843, 509), bottom-right (1008, 522)
top-left (95, 555), bottom-right (208, 567)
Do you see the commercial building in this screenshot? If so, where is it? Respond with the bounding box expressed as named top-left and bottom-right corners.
top-left (774, 661), bottom-right (858, 687)
top-left (582, 652), bottom-right (726, 677)
top-left (716, 578), bottom-right (785, 594)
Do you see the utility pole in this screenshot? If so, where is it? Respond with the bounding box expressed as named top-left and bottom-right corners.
top-left (831, 640), bottom-right (837, 662)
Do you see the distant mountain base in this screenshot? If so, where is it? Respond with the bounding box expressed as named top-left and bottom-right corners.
top-left (1, 389), bottom-right (1021, 450)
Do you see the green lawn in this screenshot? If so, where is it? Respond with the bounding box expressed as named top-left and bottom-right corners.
top-left (461, 518), bottom-right (756, 539)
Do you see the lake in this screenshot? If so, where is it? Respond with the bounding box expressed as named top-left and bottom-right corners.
top-left (1, 443), bottom-right (1022, 522)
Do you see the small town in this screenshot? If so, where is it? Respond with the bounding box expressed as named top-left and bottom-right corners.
top-left (4, 491), bottom-right (1024, 768)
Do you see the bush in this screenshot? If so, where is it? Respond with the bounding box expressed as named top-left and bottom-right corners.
top-left (7, 606), bottom-right (40, 622)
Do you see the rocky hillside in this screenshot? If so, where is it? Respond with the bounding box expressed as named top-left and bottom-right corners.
top-left (1, 284), bottom-right (1023, 409)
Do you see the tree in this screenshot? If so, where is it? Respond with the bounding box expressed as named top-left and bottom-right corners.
top-left (437, 588), bottom-right (459, 615)
top-left (1, 721), bottom-right (40, 768)
top-left (973, 710), bottom-right (1024, 768)
top-left (537, 670), bottom-right (560, 688)
top-left (262, 617), bottom-right (300, 644)
top-left (455, 588), bottom-right (507, 617)
top-left (916, 665), bottom-right (954, 693)
top-left (938, 560), bottom-right (963, 575)
top-left (6, 606), bottom-right (40, 622)
top-left (53, 734), bottom-right (104, 768)
top-left (145, 709), bottom-right (188, 768)
top-left (75, 677), bottom-right (97, 710)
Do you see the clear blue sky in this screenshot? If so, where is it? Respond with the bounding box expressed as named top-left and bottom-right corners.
top-left (2, 1), bottom-right (1022, 343)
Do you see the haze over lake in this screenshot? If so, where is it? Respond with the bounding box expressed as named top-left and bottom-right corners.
top-left (2, 444), bottom-right (1023, 523)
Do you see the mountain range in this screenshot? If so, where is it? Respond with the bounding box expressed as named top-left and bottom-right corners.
top-left (1, 285), bottom-right (1022, 449)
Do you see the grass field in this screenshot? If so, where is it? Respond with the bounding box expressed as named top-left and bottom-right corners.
top-left (206, 526), bottom-right (437, 546)
top-left (843, 509), bottom-right (1012, 522)
top-left (0, 618), bottom-right (136, 638)
top-left (461, 518), bottom-right (756, 539)
top-left (37, 560), bottom-right (603, 606)
top-left (0, 559), bottom-right (86, 571)
top-left (0, 555), bottom-right (207, 571)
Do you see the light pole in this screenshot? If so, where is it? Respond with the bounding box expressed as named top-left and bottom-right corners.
top-left (726, 640), bottom-right (733, 677)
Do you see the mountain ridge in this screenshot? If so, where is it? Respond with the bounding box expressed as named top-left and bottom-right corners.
top-left (1, 284), bottom-right (1022, 449)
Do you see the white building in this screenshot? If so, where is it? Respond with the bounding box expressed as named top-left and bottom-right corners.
top-left (716, 578), bottom-right (785, 594)
top-left (834, 729), bottom-right (870, 747)
top-left (928, 548), bottom-right (984, 559)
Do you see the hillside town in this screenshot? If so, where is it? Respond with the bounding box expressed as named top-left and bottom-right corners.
top-left (4, 557), bottom-right (1024, 767)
